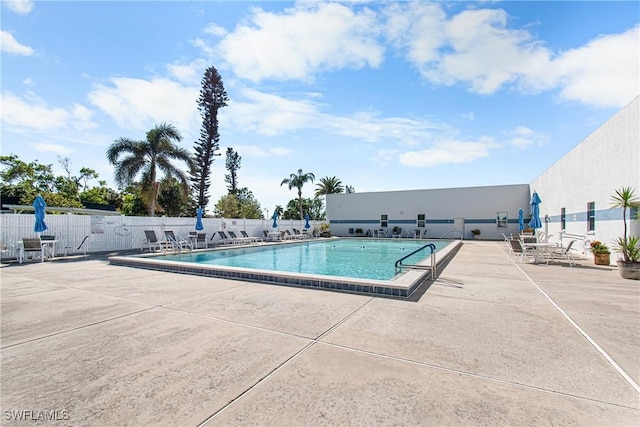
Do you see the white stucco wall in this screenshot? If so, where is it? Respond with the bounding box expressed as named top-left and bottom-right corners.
top-left (327, 184), bottom-right (530, 240)
top-left (530, 96), bottom-right (639, 258)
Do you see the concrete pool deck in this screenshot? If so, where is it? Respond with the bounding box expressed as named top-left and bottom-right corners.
top-left (1, 241), bottom-right (638, 426)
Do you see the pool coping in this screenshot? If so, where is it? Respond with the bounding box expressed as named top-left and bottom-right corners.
top-left (109, 238), bottom-right (462, 299)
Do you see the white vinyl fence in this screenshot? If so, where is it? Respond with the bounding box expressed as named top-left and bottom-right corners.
top-left (0, 214), bottom-right (318, 259)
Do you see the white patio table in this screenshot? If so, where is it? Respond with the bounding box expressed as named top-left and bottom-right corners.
top-left (521, 241), bottom-right (558, 264)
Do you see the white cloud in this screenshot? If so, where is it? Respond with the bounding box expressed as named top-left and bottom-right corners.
top-left (233, 144), bottom-right (291, 158)
top-left (550, 26), bottom-right (640, 108)
top-left (384, 4), bottom-right (638, 108)
top-left (372, 148), bottom-right (401, 166)
top-left (3, 0), bottom-right (33, 15)
top-left (226, 87), bottom-right (447, 147)
top-left (383, 2), bottom-right (446, 64)
top-left (215, 2), bottom-right (384, 81)
top-left (393, 6), bottom-right (552, 95)
top-left (192, 37), bottom-right (217, 58)
top-left (1, 31), bottom-right (34, 55)
top-left (31, 142), bottom-right (74, 156)
top-left (1, 91), bottom-right (96, 131)
top-left (166, 59), bottom-right (208, 84)
top-left (328, 112), bottom-right (446, 145)
top-left (204, 23), bottom-right (227, 37)
top-left (399, 139), bottom-right (499, 167)
top-left (69, 104), bottom-right (96, 131)
top-left (225, 88), bottom-right (319, 135)
top-left (185, 3), bottom-right (639, 110)
top-left (507, 126), bottom-right (547, 150)
top-left (88, 77), bottom-right (200, 137)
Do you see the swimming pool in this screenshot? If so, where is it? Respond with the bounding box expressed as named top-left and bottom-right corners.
top-left (158, 238), bottom-right (448, 281)
top-left (109, 238), bottom-right (461, 298)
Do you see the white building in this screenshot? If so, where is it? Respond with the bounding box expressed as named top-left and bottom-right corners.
top-left (327, 96), bottom-right (639, 261)
top-left (530, 96), bottom-right (639, 255)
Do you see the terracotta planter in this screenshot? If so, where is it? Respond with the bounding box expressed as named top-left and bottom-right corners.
top-left (593, 253), bottom-right (610, 265)
top-left (617, 260), bottom-right (640, 280)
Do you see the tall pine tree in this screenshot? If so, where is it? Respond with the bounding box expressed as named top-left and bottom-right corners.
top-left (225, 147), bottom-right (241, 194)
top-left (191, 66), bottom-right (228, 212)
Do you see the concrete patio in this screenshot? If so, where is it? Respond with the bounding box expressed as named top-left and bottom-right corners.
top-left (1, 241), bottom-right (638, 426)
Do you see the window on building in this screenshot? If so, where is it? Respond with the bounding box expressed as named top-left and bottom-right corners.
top-left (560, 208), bottom-right (566, 230)
top-left (587, 202), bottom-right (595, 231)
top-left (417, 214), bottom-right (425, 228)
top-left (496, 211), bottom-right (508, 229)
top-left (380, 214), bottom-right (388, 228)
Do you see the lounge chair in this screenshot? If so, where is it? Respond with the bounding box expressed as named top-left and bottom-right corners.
top-left (292, 229), bottom-right (307, 239)
top-left (217, 231), bottom-right (238, 245)
top-left (228, 231), bottom-right (252, 244)
top-left (548, 240), bottom-right (576, 266)
top-left (142, 230), bottom-right (170, 252)
top-left (18, 238), bottom-right (44, 263)
top-left (241, 230), bottom-right (261, 243)
top-left (73, 235), bottom-right (90, 257)
top-left (283, 230), bottom-right (299, 240)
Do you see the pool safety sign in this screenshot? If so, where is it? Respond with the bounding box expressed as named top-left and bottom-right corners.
top-left (90, 215), bottom-right (105, 234)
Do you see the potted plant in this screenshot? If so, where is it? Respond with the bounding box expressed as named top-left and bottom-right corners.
top-left (392, 226), bottom-right (402, 237)
top-left (316, 222), bottom-right (331, 238)
top-left (471, 229), bottom-right (481, 239)
top-left (355, 228), bottom-right (363, 236)
top-left (589, 241), bottom-right (611, 265)
top-left (611, 187), bottom-right (640, 279)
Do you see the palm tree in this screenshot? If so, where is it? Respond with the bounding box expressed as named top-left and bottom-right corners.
top-left (314, 176), bottom-right (344, 197)
top-left (107, 123), bottom-right (193, 217)
top-left (611, 187), bottom-right (640, 262)
top-left (281, 169), bottom-right (315, 220)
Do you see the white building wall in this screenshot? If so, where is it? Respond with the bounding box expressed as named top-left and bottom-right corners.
top-left (327, 184), bottom-right (530, 240)
top-left (530, 96), bottom-right (639, 259)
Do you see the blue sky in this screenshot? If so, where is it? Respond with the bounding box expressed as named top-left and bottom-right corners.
top-left (2, 1), bottom-right (638, 215)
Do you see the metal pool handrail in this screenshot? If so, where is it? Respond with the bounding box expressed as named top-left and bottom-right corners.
top-left (394, 243), bottom-right (437, 277)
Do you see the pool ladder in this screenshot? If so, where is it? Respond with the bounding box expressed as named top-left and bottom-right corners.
top-left (165, 235), bottom-right (193, 254)
top-left (394, 243), bottom-right (437, 278)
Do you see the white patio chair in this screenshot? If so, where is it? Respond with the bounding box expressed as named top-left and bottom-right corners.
top-left (548, 240), bottom-right (577, 266)
top-left (18, 238), bottom-right (44, 263)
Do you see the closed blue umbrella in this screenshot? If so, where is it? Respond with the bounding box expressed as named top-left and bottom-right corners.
top-left (272, 210), bottom-right (278, 228)
top-left (195, 206), bottom-right (204, 231)
top-left (304, 213), bottom-right (310, 229)
top-left (33, 195), bottom-right (48, 233)
top-left (528, 192), bottom-right (542, 230)
top-left (518, 208), bottom-right (524, 231)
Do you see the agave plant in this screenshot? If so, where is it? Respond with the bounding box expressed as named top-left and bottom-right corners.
top-left (611, 187), bottom-right (640, 263)
top-left (614, 235), bottom-right (640, 262)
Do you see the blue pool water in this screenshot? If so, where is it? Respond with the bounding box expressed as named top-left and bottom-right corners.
top-left (157, 238), bottom-right (449, 281)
